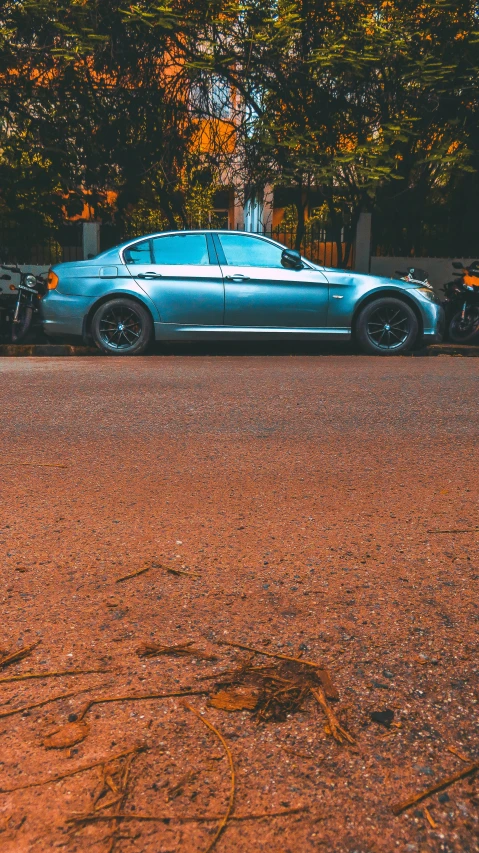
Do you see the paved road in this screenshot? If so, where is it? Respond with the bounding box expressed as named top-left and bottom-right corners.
top-left (0, 355), bottom-right (478, 853)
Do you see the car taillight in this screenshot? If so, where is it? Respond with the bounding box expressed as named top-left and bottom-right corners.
top-left (47, 271), bottom-right (59, 290)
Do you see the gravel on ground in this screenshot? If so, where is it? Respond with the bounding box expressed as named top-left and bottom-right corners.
top-left (0, 354), bottom-right (477, 853)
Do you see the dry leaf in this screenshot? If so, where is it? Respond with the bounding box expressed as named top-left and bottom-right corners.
top-left (208, 687), bottom-right (261, 712)
top-left (43, 720), bottom-right (90, 749)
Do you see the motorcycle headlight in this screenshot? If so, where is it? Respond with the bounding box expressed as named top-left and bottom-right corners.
top-left (25, 274), bottom-right (37, 288)
top-left (417, 287), bottom-right (439, 303)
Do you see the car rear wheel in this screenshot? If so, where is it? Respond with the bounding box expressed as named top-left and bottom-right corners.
top-left (356, 297), bottom-right (418, 355)
top-left (91, 298), bottom-right (152, 355)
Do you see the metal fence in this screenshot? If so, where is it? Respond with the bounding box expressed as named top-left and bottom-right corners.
top-left (0, 223), bottom-right (83, 265)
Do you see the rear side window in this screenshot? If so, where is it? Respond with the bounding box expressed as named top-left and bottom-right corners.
top-left (152, 234), bottom-right (210, 265)
top-left (124, 239), bottom-right (152, 265)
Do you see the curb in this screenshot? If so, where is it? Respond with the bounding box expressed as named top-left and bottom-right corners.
top-left (0, 344), bottom-right (99, 357)
top-left (413, 344), bottom-right (479, 357)
top-left (0, 343), bottom-right (478, 357)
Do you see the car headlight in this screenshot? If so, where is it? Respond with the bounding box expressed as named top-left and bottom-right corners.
top-left (417, 287), bottom-right (439, 303)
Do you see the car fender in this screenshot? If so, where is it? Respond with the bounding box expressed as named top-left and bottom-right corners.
top-left (325, 271), bottom-right (423, 328)
top-left (84, 287), bottom-right (161, 334)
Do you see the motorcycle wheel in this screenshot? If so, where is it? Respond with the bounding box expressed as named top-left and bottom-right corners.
top-left (448, 307), bottom-right (479, 343)
top-left (11, 304), bottom-right (33, 343)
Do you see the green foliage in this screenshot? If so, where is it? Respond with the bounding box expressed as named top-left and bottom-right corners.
top-left (1, 0), bottom-right (479, 259)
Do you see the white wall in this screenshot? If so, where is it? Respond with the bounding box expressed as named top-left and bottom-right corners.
top-left (370, 257), bottom-right (477, 296)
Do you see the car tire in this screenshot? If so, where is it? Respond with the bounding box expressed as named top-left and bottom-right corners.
top-left (91, 298), bottom-right (153, 356)
top-left (356, 297), bottom-right (419, 355)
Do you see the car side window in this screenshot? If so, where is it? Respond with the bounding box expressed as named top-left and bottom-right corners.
top-left (219, 234), bottom-right (284, 267)
top-left (151, 234), bottom-right (210, 265)
top-left (123, 239), bottom-right (152, 265)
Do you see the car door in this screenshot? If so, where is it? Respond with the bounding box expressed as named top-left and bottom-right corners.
top-left (123, 232), bottom-right (224, 325)
top-left (216, 232), bottom-right (330, 329)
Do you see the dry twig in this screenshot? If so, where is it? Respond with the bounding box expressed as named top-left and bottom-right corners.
top-left (166, 567), bottom-right (200, 578)
top-left (310, 687), bottom-right (355, 745)
top-left (116, 566), bottom-right (151, 583)
top-left (77, 690), bottom-right (207, 721)
top-left (68, 806), bottom-right (308, 825)
top-left (182, 701), bottom-right (235, 853)
top-left (447, 745), bottom-right (472, 763)
top-left (0, 642), bottom-right (39, 670)
top-left (0, 746), bottom-right (145, 793)
top-left (392, 759), bottom-right (479, 815)
top-left (137, 641), bottom-right (217, 661)
top-left (424, 807), bottom-right (437, 828)
top-left (216, 640), bottom-right (338, 699)
top-left (0, 689), bottom-right (86, 720)
top-left (0, 668), bottom-right (108, 684)
top-left (104, 749), bottom-right (140, 853)
top-left (3, 462), bottom-right (67, 468)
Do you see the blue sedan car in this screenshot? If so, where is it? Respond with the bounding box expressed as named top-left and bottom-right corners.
top-left (42, 230), bottom-right (444, 355)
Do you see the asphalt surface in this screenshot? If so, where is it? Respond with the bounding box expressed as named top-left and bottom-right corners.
top-left (0, 354), bottom-right (478, 853)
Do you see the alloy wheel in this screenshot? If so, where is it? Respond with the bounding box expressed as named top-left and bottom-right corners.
top-left (98, 304), bottom-right (143, 350)
top-left (366, 305), bottom-right (410, 350)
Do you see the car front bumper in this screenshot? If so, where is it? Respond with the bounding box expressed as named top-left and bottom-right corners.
top-left (420, 300), bottom-right (445, 343)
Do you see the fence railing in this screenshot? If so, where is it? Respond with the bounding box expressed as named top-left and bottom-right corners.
top-left (0, 223), bottom-right (83, 265)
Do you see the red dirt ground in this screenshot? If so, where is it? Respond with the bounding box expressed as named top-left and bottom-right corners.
top-left (0, 353), bottom-right (477, 853)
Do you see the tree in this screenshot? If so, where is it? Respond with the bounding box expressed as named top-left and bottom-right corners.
top-left (0, 0), bottom-right (206, 231)
top-left (186, 0), bottom-right (479, 262)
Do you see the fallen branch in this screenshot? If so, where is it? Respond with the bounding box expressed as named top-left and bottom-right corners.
top-left (68, 806), bottom-right (308, 825)
top-left (0, 668), bottom-right (108, 684)
top-left (77, 690), bottom-right (207, 721)
top-left (0, 746), bottom-right (145, 793)
top-left (182, 701), bottom-right (235, 853)
top-left (392, 759), bottom-right (479, 815)
top-left (217, 640), bottom-right (338, 699)
top-left (310, 687), bottom-right (355, 745)
top-left (116, 566), bottom-right (151, 584)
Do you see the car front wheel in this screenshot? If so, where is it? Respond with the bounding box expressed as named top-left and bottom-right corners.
top-left (356, 297), bottom-right (419, 355)
top-left (91, 298), bottom-right (153, 355)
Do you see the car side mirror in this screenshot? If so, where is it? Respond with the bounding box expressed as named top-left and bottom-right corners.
top-left (281, 249), bottom-right (303, 270)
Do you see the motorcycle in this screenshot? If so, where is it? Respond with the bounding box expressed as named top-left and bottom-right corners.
top-left (395, 267), bottom-right (433, 289)
top-left (0, 264), bottom-right (47, 343)
top-left (442, 260), bottom-right (479, 343)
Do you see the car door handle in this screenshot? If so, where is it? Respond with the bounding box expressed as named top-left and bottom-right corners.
top-left (137, 272), bottom-right (163, 279)
top-left (224, 274), bottom-right (251, 281)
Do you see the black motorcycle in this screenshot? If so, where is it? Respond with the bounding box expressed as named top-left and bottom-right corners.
top-left (0, 264), bottom-right (46, 343)
top-left (395, 267), bottom-right (433, 289)
top-left (442, 261), bottom-right (479, 343)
